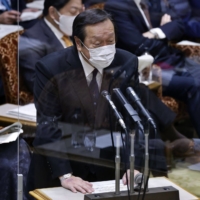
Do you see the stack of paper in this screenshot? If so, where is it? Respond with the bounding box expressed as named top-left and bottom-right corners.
top-left (0, 129), bottom-right (23, 144)
top-left (20, 10), bottom-right (43, 21)
top-left (0, 24), bottom-right (23, 39)
top-left (7, 103), bottom-right (36, 121)
top-left (26, 0), bottom-right (44, 10)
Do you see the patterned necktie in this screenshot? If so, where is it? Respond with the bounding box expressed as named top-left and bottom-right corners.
top-left (62, 35), bottom-right (73, 47)
top-left (1, 0), bottom-right (11, 10)
top-left (89, 69), bottom-right (99, 108)
top-left (140, 0), bottom-right (152, 29)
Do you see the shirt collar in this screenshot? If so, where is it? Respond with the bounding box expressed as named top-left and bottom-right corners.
top-left (134, 0), bottom-right (141, 4)
top-left (44, 17), bottom-right (64, 41)
top-left (78, 51), bottom-right (103, 77)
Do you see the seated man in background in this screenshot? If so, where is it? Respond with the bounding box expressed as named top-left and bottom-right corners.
top-left (19, 0), bottom-right (84, 94)
top-left (160, 0), bottom-right (200, 39)
top-left (105, 0), bottom-right (200, 138)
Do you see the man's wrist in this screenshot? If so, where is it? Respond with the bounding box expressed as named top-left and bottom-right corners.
top-left (59, 173), bottom-right (72, 181)
top-left (149, 30), bottom-right (159, 39)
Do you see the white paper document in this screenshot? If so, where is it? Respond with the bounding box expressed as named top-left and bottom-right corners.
top-left (0, 129), bottom-right (23, 144)
top-left (20, 10), bottom-right (42, 21)
top-left (7, 103), bottom-right (36, 121)
top-left (91, 180), bottom-right (128, 194)
top-left (0, 24), bottom-right (23, 39)
top-left (26, 0), bottom-right (44, 9)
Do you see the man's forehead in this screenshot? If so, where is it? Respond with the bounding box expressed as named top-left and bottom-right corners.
top-left (85, 20), bottom-right (115, 37)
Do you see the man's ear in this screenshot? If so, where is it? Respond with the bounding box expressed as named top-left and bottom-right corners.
top-left (74, 36), bottom-right (82, 52)
top-left (49, 6), bottom-right (58, 20)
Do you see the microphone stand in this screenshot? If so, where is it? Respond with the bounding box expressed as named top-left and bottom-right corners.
top-left (143, 124), bottom-right (149, 192)
top-left (115, 134), bottom-right (121, 195)
top-left (129, 131), bottom-right (135, 194)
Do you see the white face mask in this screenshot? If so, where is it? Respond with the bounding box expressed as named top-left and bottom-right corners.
top-left (54, 11), bottom-right (76, 36)
top-left (81, 42), bottom-right (116, 69)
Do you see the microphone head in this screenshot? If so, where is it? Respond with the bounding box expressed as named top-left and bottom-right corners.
top-left (126, 87), bottom-right (132, 94)
top-left (101, 90), bottom-right (109, 97)
top-left (135, 173), bottom-right (143, 185)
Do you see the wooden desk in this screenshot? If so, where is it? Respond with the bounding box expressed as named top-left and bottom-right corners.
top-left (0, 103), bottom-right (36, 127)
top-left (30, 177), bottom-right (199, 200)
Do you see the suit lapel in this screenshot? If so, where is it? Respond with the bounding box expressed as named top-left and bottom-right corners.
top-left (41, 19), bottom-right (64, 51)
top-left (65, 48), bottom-right (95, 126)
top-left (129, 0), bottom-right (150, 31)
top-left (64, 48), bottom-right (123, 129)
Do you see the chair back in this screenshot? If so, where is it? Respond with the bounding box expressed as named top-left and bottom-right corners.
top-left (0, 31), bottom-right (33, 105)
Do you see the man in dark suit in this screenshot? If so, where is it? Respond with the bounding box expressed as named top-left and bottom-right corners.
top-left (19, 0), bottom-right (84, 93)
top-left (28, 8), bottom-right (180, 194)
top-left (105, 0), bottom-right (200, 137)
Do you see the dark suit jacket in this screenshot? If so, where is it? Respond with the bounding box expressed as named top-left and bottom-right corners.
top-left (28, 46), bottom-right (138, 189)
top-left (29, 46), bottom-right (174, 190)
top-left (105, 0), bottom-right (186, 69)
top-left (19, 19), bottom-right (64, 93)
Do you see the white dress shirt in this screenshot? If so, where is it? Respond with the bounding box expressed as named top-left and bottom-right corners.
top-left (44, 17), bottom-right (67, 48)
top-left (134, 0), bottom-right (166, 39)
top-left (78, 52), bottom-right (103, 91)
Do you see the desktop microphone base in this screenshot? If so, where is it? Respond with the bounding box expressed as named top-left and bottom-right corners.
top-left (84, 186), bottom-right (179, 200)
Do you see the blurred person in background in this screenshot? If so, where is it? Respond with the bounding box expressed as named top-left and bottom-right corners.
top-left (19, 0), bottom-right (84, 94)
top-left (160, 0), bottom-right (200, 39)
top-left (105, 0), bottom-right (200, 138)
top-left (0, 0), bottom-right (38, 28)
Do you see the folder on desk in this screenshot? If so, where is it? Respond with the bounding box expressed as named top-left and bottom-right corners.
top-left (7, 103), bottom-right (36, 121)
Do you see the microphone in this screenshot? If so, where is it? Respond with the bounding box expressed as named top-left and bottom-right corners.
top-left (134, 173), bottom-right (143, 185)
top-left (113, 88), bottom-right (143, 130)
top-left (101, 90), bottom-right (126, 130)
top-left (126, 87), bottom-right (157, 130)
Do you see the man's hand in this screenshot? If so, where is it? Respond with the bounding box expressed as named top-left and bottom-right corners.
top-left (0, 10), bottom-right (20, 24)
top-left (160, 14), bottom-right (171, 26)
top-left (122, 169), bottom-right (140, 185)
top-left (61, 175), bottom-right (94, 194)
top-left (142, 31), bottom-right (155, 39)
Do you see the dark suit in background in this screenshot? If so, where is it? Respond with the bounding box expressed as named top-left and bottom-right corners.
top-left (19, 19), bottom-right (63, 93)
top-left (105, 0), bottom-right (200, 137)
top-left (160, 0), bottom-right (200, 39)
top-left (27, 46), bottom-right (175, 191)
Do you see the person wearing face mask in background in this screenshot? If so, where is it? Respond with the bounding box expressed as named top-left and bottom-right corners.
top-left (19, 0), bottom-right (84, 94)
